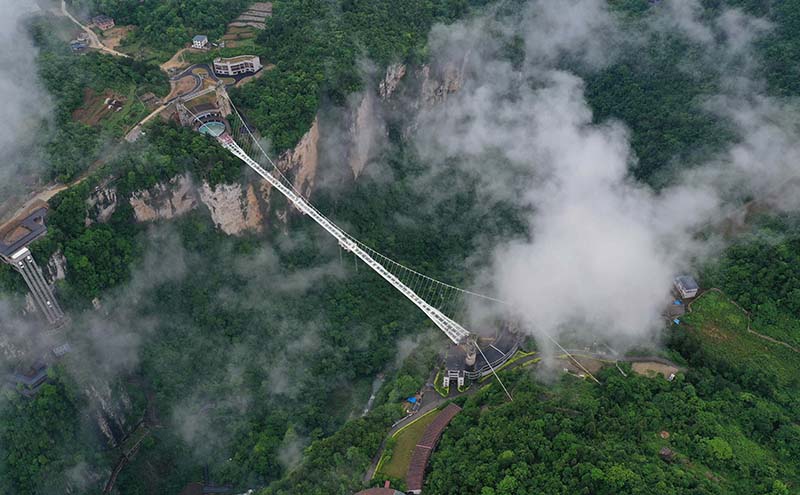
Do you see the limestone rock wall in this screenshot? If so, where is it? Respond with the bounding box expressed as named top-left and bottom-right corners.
top-left (130, 175), bottom-right (198, 222)
top-left (198, 182), bottom-right (264, 236)
top-left (85, 185), bottom-right (118, 226)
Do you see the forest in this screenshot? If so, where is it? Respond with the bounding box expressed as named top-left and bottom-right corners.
top-left (1, 0), bottom-right (799, 493)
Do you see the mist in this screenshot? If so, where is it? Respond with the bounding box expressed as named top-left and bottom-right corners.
top-left (0, 1), bottom-right (52, 205)
top-left (414, 0), bottom-right (800, 346)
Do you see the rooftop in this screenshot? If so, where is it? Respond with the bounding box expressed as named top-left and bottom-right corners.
top-left (193, 35), bottom-right (208, 42)
top-left (675, 275), bottom-right (699, 290)
top-left (0, 204), bottom-right (48, 258)
top-left (353, 488), bottom-right (403, 495)
top-left (214, 54), bottom-right (259, 64)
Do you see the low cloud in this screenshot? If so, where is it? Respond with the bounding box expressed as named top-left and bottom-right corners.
top-left (414, 1), bottom-right (800, 346)
top-left (0, 1), bottom-right (53, 204)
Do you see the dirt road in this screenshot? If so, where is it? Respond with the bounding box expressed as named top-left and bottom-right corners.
top-left (60, 0), bottom-right (129, 58)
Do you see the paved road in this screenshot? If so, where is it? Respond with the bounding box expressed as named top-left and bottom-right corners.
top-left (363, 353), bottom-right (540, 482)
top-left (61, 0), bottom-right (129, 58)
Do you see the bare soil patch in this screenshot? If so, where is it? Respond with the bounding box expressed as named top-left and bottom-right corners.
top-left (160, 48), bottom-right (189, 72)
top-left (165, 75), bottom-right (197, 101)
top-left (100, 25), bottom-right (133, 50)
top-left (632, 362), bottom-right (679, 379)
top-left (559, 355), bottom-right (605, 375)
top-left (72, 88), bottom-right (126, 126)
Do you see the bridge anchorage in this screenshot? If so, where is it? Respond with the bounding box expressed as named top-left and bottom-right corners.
top-left (183, 96), bottom-right (520, 397)
top-left (0, 203), bottom-right (66, 328)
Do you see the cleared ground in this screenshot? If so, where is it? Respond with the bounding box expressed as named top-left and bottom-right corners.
top-left (631, 362), bottom-right (679, 379)
top-left (100, 25), bottom-right (133, 50)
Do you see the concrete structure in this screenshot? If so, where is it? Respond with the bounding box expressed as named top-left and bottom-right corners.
top-left (212, 55), bottom-right (262, 76)
top-left (443, 323), bottom-right (519, 388)
top-left (92, 14), bottom-right (115, 30)
top-left (192, 35), bottom-right (209, 49)
top-left (674, 275), bottom-right (699, 299)
top-left (0, 205), bottom-right (65, 326)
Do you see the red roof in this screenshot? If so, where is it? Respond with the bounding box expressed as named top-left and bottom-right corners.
top-left (353, 488), bottom-right (402, 495)
top-left (406, 403), bottom-right (462, 492)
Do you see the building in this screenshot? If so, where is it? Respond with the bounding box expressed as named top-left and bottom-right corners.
top-left (192, 35), bottom-right (209, 49)
top-left (354, 482), bottom-right (403, 495)
top-left (443, 323), bottom-right (520, 389)
top-left (92, 14), bottom-right (115, 30)
top-left (7, 361), bottom-right (48, 397)
top-left (70, 39), bottom-right (88, 52)
top-left (212, 55), bottom-right (262, 76)
top-left (674, 275), bottom-right (699, 299)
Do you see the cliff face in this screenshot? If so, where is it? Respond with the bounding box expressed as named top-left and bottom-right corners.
top-left (380, 62), bottom-right (407, 100)
top-left (198, 182), bottom-right (264, 236)
top-left (116, 61), bottom-right (457, 235)
top-left (418, 61), bottom-right (465, 107)
top-left (130, 175), bottom-right (198, 222)
top-left (278, 116), bottom-right (320, 198)
top-left (46, 250), bottom-right (67, 285)
top-left (86, 186), bottom-right (118, 226)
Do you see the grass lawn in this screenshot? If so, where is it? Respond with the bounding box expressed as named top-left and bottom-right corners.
top-left (377, 408), bottom-right (441, 480)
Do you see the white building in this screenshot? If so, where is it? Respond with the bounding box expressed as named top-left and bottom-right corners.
top-left (192, 35), bottom-right (208, 49)
top-left (674, 275), bottom-right (699, 299)
top-left (212, 55), bottom-right (262, 76)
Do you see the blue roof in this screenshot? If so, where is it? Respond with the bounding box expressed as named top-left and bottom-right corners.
top-left (673, 319), bottom-right (681, 325)
top-left (193, 35), bottom-right (207, 42)
top-left (407, 397), bottom-right (417, 403)
top-left (673, 300), bottom-right (682, 305)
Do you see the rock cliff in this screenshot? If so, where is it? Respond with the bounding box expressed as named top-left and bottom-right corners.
top-left (130, 175), bottom-right (197, 222)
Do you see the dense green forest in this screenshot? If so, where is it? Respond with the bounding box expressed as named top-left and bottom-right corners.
top-left (2, 0), bottom-right (800, 493)
top-left (232, 0), bottom-right (490, 152)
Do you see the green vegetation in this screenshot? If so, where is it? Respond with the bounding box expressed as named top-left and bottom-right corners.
top-left (0, 373), bottom-right (100, 495)
top-left (28, 14), bottom-right (168, 182)
top-left (378, 408), bottom-right (441, 479)
top-left (702, 218), bottom-right (800, 348)
top-left (69, 0), bottom-right (250, 60)
top-left (425, 340), bottom-right (800, 495)
top-left (232, 0), bottom-right (491, 152)
top-left (3, 1), bottom-right (800, 494)
top-left (679, 290), bottom-right (800, 398)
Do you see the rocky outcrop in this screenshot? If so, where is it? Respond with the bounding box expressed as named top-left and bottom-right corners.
top-left (276, 117), bottom-right (319, 199)
top-left (419, 61), bottom-right (465, 107)
top-left (198, 182), bottom-right (263, 235)
top-left (86, 382), bottom-right (128, 447)
top-left (379, 62), bottom-right (407, 100)
top-left (85, 185), bottom-right (118, 226)
top-left (46, 250), bottom-right (67, 284)
top-left (130, 175), bottom-right (198, 222)
top-left (348, 91), bottom-right (383, 178)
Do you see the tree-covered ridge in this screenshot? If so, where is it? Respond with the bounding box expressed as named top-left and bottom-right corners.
top-left (231, 0), bottom-right (490, 152)
top-left (0, 375), bottom-right (99, 495)
top-left (426, 367), bottom-right (797, 495)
